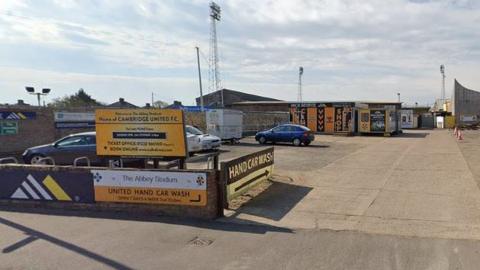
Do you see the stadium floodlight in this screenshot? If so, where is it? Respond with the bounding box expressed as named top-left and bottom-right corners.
top-left (210, 2), bottom-right (221, 21)
top-left (25, 86), bottom-right (51, 106)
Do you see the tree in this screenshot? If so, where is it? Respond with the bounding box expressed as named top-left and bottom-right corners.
top-left (48, 89), bottom-right (105, 108)
top-left (153, 100), bottom-right (169, 108)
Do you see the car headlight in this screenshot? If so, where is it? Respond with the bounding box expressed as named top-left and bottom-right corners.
top-left (22, 149), bottom-right (29, 156)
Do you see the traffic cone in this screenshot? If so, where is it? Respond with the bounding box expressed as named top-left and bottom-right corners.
top-left (459, 131), bottom-right (464, 140)
top-left (454, 127), bottom-right (458, 136)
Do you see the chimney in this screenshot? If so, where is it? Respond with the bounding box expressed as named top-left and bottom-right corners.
top-left (145, 103), bottom-right (151, 108)
top-left (119, 98), bottom-right (125, 104)
top-left (17, 99), bottom-right (25, 105)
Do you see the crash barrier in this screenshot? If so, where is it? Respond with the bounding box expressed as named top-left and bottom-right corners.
top-left (73, 156), bottom-right (91, 167)
top-left (0, 157), bottom-right (18, 164)
top-left (0, 164), bottom-right (219, 219)
top-left (220, 147), bottom-right (274, 206)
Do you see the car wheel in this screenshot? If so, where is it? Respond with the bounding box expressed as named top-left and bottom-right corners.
top-left (293, 138), bottom-right (301, 146)
top-left (29, 154), bottom-right (45, 165)
top-left (258, 136), bottom-right (267, 144)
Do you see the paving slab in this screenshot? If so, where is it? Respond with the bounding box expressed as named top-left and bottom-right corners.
top-left (224, 130), bottom-right (480, 240)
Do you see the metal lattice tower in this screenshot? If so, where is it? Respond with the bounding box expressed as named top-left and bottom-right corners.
top-left (440, 64), bottom-right (446, 103)
top-left (297, 66), bottom-right (304, 102)
top-left (209, 2), bottom-right (221, 101)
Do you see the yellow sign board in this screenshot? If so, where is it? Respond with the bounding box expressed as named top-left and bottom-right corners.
top-left (95, 109), bottom-right (187, 157)
top-left (92, 170), bottom-right (207, 206)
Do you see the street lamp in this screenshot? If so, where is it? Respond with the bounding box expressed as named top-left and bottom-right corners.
top-left (26, 87), bottom-right (50, 106)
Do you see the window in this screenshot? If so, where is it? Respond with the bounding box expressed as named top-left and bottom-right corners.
top-left (186, 126), bottom-right (203, 135)
top-left (85, 136), bottom-right (96, 145)
top-left (56, 136), bottom-right (87, 147)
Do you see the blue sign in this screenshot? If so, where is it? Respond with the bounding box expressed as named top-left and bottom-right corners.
top-left (0, 111), bottom-right (36, 120)
top-left (55, 121), bottom-right (95, 129)
top-left (0, 168), bottom-right (94, 203)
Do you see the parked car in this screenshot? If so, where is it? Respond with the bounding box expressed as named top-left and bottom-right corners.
top-left (186, 125), bottom-right (221, 151)
top-left (22, 131), bottom-right (203, 165)
top-left (255, 124), bottom-right (315, 146)
top-left (23, 132), bottom-right (100, 165)
top-left (186, 131), bottom-right (202, 154)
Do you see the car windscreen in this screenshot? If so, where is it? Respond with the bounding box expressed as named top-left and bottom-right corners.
top-left (186, 126), bottom-right (203, 135)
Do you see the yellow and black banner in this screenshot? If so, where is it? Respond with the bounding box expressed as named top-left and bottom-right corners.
top-left (222, 147), bottom-right (274, 201)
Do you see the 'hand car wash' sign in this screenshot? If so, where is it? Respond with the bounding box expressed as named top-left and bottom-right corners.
top-left (222, 147), bottom-right (274, 201)
top-left (95, 109), bottom-right (187, 157)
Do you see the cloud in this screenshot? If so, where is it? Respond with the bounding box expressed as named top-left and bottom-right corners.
top-left (0, 0), bottom-right (479, 107)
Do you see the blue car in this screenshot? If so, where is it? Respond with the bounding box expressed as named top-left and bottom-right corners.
top-left (255, 124), bottom-right (315, 146)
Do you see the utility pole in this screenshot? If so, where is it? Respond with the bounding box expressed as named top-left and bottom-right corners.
top-left (151, 92), bottom-right (154, 107)
top-left (196, 47), bottom-right (204, 111)
top-left (297, 67), bottom-right (304, 102)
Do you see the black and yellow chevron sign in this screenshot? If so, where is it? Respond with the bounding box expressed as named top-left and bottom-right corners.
top-left (10, 174), bottom-right (72, 201)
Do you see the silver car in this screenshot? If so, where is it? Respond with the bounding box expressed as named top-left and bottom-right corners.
top-left (185, 125), bottom-right (221, 151)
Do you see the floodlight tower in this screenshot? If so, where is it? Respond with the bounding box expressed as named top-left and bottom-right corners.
top-left (440, 64), bottom-right (446, 105)
top-left (25, 86), bottom-right (50, 106)
top-left (297, 67), bottom-right (304, 102)
top-left (209, 2), bottom-right (221, 96)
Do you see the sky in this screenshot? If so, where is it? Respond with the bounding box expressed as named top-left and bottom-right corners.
top-left (0, 0), bottom-right (479, 107)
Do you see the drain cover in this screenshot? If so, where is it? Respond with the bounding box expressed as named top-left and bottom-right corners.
top-left (188, 237), bottom-right (213, 247)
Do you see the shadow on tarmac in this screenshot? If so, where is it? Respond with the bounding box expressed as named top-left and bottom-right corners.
top-left (236, 141), bottom-right (330, 148)
top-left (398, 132), bottom-right (430, 138)
top-left (0, 206), bottom-right (293, 235)
top-left (0, 216), bottom-right (135, 270)
top-left (228, 181), bottom-right (313, 222)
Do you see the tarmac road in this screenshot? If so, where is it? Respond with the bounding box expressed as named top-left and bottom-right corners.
top-left (2, 129), bottom-right (480, 269)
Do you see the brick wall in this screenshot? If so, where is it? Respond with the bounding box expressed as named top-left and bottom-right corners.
top-left (0, 164), bottom-right (220, 219)
top-left (0, 106), bottom-right (289, 156)
top-left (0, 106), bottom-right (56, 155)
top-left (0, 106), bottom-right (98, 155)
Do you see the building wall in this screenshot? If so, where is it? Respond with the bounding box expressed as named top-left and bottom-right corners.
top-left (229, 103), bottom-right (289, 112)
top-left (454, 80), bottom-right (480, 124)
top-left (0, 107), bottom-right (287, 155)
top-left (0, 106), bottom-right (55, 155)
top-left (243, 111), bottom-right (290, 135)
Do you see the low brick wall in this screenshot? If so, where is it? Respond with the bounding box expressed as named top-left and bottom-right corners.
top-left (0, 164), bottom-right (220, 219)
top-left (184, 111), bottom-right (290, 135)
top-left (185, 111), bottom-right (206, 130)
top-left (243, 111), bottom-right (290, 135)
top-left (0, 107), bottom-right (290, 156)
top-left (0, 106), bottom-right (55, 155)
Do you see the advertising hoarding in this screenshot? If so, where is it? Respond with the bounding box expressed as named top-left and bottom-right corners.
top-left (95, 109), bottom-right (187, 157)
top-left (222, 147), bottom-right (274, 201)
top-left (92, 169), bottom-right (207, 206)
